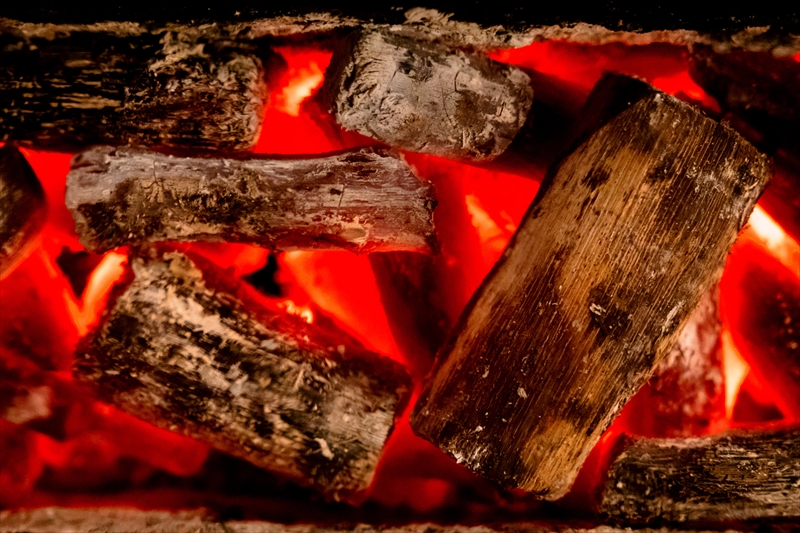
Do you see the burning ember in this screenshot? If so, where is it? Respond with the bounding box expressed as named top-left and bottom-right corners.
top-left (0, 15), bottom-right (799, 531)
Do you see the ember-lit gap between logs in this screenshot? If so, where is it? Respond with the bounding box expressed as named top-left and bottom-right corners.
top-left (1, 35), bottom-right (798, 528)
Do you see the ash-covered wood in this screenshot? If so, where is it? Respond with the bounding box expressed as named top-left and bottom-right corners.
top-left (74, 250), bottom-right (411, 500)
top-left (411, 74), bottom-right (771, 500)
top-left (689, 45), bottom-right (800, 121)
top-left (623, 287), bottom-right (725, 438)
top-left (0, 507), bottom-right (758, 533)
top-left (0, 22), bottom-right (268, 151)
top-left (601, 425), bottom-right (800, 523)
top-left (323, 30), bottom-right (533, 162)
top-left (66, 146), bottom-right (436, 254)
top-left (0, 145), bottom-right (46, 278)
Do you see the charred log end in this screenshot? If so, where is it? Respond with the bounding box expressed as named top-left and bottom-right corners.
top-left (122, 33), bottom-right (269, 151)
top-left (411, 74), bottom-right (771, 501)
top-left (323, 29), bottom-right (533, 162)
top-left (73, 250), bottom-right (412, 500)
top-left (0, 145), bottom-right (46, 279)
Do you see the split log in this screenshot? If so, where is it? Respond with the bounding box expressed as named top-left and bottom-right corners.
top-left (600, 425), bottom-right (800, 523)
top-left (73, 250), bottom-right (412, 500)
top-left (621, 287), bottom-right (726, 438)
top-left (0, 22), bottom-right (268, 151)
top-left (323, 30), bottom-right (533, 162)
top-left (0, 145), bottom-right (46, 278)
top-left (411, 74), bottom-right (771, 500)
top-left (66, 146), bottom-right (437, 254)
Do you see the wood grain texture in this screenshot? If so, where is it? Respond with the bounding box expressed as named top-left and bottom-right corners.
top-left (622, 287), bottom-right (725, 438)
top-left (73, 250), bottom-right (412, 500)
top-left (0, 145), bottom-right (46, 278)
top-left (323, 30), bottom-right (533, 162)
top-left (411, 74), bottom-right (771, 500)
top-left (0, 507), bottom-right (756, 533)
top-left (66, 146), bottom-right (436, 254)
top-left (600, 425), bottom-right (800, 523)
top-left (0, 22), bottom-right (267, 151)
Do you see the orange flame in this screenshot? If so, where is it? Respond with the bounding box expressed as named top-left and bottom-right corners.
top-left (277, 299), bottom-right (314, 324)
top-left (746, 206), bottom-right (800, 279)
top-left (69, 252), bottom-right (128, 336)
top-left (272, 48), bottom-right (327, 117)
top-left (720, 329), bottom-right (750, 421)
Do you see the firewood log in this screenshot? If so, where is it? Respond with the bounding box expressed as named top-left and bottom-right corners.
top-left (66, 146), bottom-right (436, 254)
top-left (621, 287), bottom-right (726, 438)
top-left (411, 74), bottom-right (771, 500)
top-left (600, 425), bottom-right (800, 523)
top-left (0, 145), bottom-right (46, 278)
top-left (0, 21), bottom-right (268, 151)
top-left (73, 250), bottom-right (412, 501)
top-left (322, 30), bottom-right (533, 162)
top-left (0, 506), bottom-right (758, 533)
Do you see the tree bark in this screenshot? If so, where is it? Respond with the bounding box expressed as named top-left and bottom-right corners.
top-left (411, 74), bottom-right (771, 500)
top-left (74, 250), bottom-right (411, 501)
top-left (0, 145), bottom-right (46, 279)
top-left (66, 146), bottom-right (437, 254)
top-left (600, 425), bottom-right (800, 523)
top-left (0, 21), bottom-right (268, 151)
top-left (621, 287), bottom-right (726, 438)
top-left (322, 30), bottom-right (533, 162)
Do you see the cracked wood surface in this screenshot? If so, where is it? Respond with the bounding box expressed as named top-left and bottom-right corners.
top-left (73, 251), bottom-right (412, 501)
top-left (600, 425), bottom-right (800, 523)
top-left (0, 145), bottom-right (46, 279)
top-left (411, 74), bottom-right (771, 500)
top-left (66, 146), bottom-right (437, 254)
top-left (0, 22), bottom-right (267, 151)
top-left (323, 30), bottom-right (533, 162)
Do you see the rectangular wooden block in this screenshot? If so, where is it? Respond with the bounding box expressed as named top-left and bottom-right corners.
top-left (411, 74), bottom-right (771, 500)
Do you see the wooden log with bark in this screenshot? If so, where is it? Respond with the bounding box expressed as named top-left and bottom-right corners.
top-left (411, 74), bottom-right (771, 500)
top-left (66, 146), bottom-right (437, 254)
top-left (0, 507), bottom-right (761, 533)
top-left (0, 145), bottom-right (46, 279)
top-left (621, 287), bottom-right (726, 438)
top-left (0, 21), bottom-right (269, 151)
top-left (73, 250), bottom-right (412, 501)
top-left (600, 425), bottom-right (800, 523)
top-left (322, 30), bottom-right (533, 162)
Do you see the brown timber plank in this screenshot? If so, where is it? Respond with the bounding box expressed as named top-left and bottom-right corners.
top-left (411, 74), bottom-right (771, 500)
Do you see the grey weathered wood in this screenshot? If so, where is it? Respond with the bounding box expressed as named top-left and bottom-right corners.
top-left (0, 21), bottom-right (267, 151)
top-left (323, 30), bottom-right (533, 162)
top-left (0, 507), bottom-right (755, 533)
top-left (0, 145), bottom-right (46, 278)
top-left (601, 425), bottom-right (800, 523)
top-left (66, 146), bottom-right (436, 254)
top-left (74, 250), bottom-right (412, 501)
top-left (622, 287), bottom-right (725, 438)
top-left (411, 74), bottom-right (771, 500)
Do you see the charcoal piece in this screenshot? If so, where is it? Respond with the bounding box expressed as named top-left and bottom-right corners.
top-left (411, 74), bottom-right (771, 500)
top-left (74, 250), bottom-right (412, 501)
top-left (0, 22), bottom-right (268, 151)
top-left (0, 145), bottom-right (46, 279)
top-left (66, 146), bottom-right (437, 254)
top-left (323, 30), bottom-right (533, 162)
top-left (601, 425), bottom-right (800, 523)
